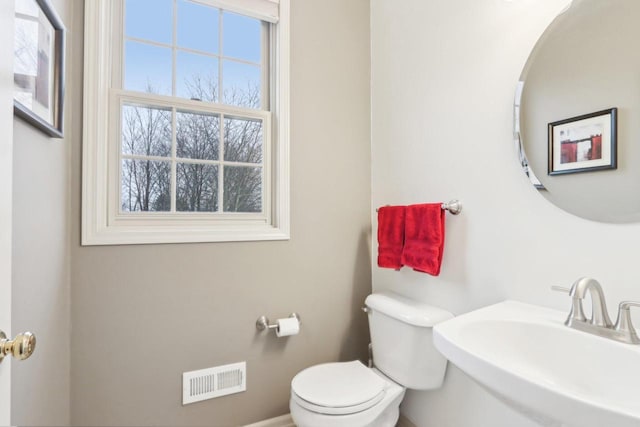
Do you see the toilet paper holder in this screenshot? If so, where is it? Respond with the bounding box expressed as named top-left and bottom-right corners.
top-left (256, 313), bottom-right (301, 332)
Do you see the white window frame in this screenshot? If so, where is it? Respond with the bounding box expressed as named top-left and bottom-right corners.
top-left (82, 0), bottom-right (290, 245)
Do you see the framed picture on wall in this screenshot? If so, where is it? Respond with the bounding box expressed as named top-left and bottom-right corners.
top-left (548, 108), bottom-right (617, 175)
top-left (13, 0), bottom-right (65, 138)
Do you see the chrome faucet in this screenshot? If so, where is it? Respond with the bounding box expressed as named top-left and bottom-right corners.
top-left (553, 277), bottom-right (640, 344)
top-left (565, 277), bottom-right (613, 328)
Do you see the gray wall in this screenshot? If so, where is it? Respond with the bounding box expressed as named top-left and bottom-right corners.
top-left (69, 0), bottom-right (372, 425)
top-left (371, 0), bottom-right (640, 426)
top-left (11, 0), bottom-right (73, 425)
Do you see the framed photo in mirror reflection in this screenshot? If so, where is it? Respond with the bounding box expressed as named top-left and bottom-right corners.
top-left (548, 108), bottom-right (617, 176)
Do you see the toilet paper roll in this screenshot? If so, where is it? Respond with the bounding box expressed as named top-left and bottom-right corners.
top-left (275, 317), bottom-right (300, 337)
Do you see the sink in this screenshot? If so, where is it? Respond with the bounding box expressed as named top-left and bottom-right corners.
top-left (433, 301), bottom-right (640, 427)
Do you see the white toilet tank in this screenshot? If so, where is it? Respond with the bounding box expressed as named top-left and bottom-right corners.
top-left (365, 292), bottom-right (453, 390)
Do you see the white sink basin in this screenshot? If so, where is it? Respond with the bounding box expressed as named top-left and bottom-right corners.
top-left (433, 301), bottom-right (640, 427)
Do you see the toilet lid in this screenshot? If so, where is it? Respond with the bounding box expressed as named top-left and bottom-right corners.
top-left (291, 361), bottom-right (386, 414)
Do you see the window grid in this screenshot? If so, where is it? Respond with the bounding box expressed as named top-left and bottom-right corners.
top-left (119, 0), bottom-right (266, 215)
top-left (218, 9), bottom-right (224, 104)
top-left (119, 103), bottom-right (265, 214)
top-left (170, 97), bottom-right (177, 211)
top-left (171, 0), bottom-right (178, 102)
top-left (124, 35), bottom-right (261, 68)
top-left (122, 1), bottom-right (263, 104)
top-left (217, 94), bottom-right (225, 211)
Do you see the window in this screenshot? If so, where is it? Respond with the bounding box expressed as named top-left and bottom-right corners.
top-left (82, 0), bottom-right (289, 245)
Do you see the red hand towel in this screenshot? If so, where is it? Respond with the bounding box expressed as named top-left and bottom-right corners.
top-left (377, 206), bottom-right (406, 270)
top-left (401, 203), bottom-right (445, 276)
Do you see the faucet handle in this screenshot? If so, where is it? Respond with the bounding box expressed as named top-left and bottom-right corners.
top-left (614, 301), bottom-right (640, 344)
top-left (551, 286), bottom-right (570, 294)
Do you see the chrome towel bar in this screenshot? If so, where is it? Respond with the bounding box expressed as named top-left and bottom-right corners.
top-left (441, 199), bottom-right (462, 215)
top-left (376, 199), bottom-right (462, 215)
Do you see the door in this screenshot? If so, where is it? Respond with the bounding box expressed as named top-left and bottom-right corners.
top-left (0, 1), bottom-right (15, 424)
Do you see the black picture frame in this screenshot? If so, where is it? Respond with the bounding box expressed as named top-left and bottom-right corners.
top-left (13, 0), bottom-right (66, 138)
top-left (548, 108), bottom-right (617, 176)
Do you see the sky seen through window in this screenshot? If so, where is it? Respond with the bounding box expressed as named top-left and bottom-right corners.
top-left (124, 0), bottom-right (262, 108)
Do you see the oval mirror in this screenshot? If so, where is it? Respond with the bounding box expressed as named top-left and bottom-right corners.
top-left (516, 0), bottom-right (640, 223)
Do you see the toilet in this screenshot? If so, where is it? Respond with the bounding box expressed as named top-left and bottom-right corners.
top-left (290, 291), bottom-right (454, 427)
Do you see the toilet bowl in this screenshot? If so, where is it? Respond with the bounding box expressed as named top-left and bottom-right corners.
top-left (290, 292), bottom-right (454, 427)
top-left (290, 361), bottom-right (405, 427)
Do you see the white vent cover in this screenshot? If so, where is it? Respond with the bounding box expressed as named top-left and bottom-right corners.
top-left (182, 361), bottom-right (247, 405)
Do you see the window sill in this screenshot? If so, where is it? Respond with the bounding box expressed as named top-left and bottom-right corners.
top-left (81, 222), bottom-right (290, 245)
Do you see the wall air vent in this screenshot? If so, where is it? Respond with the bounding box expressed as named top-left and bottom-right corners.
top-left (182, 361), bottom-right (246, 405)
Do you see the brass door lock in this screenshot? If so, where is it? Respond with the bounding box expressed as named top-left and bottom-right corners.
top-left (0, 330), bottom-right (36, 362)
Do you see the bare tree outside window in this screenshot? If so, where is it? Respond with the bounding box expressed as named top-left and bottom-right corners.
top-left (121, 99), bottom-right (172, 211)
top-left (121, 78), bottom-right (264, 214)
top-left (224, 166), bottom-right (262, 213)
top-left (176, 109), bottom-right (220, 211)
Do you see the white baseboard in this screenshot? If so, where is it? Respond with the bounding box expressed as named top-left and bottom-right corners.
top-left (397, 414), bottom-right (418, 427)
top-left (243, 413), bottom-right (415, 427)
top-left (243, 414), bottom-right (295, 427)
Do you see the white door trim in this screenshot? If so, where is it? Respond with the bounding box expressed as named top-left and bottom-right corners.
top-left (0, 1), bottom-right (15, 424)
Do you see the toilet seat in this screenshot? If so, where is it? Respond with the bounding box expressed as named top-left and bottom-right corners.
top-left (291, 361), bottom-right (387, 415)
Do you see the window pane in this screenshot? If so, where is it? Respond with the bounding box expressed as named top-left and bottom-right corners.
top-left (125, 41), bottom-right (172, 95)
top-left (176, 51), bottom-right (218, 101)
top-left (177, 163), bottom-right (218, 212)
top-left (224, 117), bottom-right (262, 163)
top-left (121, 159), bottom-right (171, 212)
top-left (177, 111), bottom-right (220, 160)
top-left (222, 60), bottom-right (261, 108)
top-left (122, 105), bottom-right (172, 157)
top-left (177, 0), bottom-right (218, 54)
top-left (125, 0), bottom-right (172, 44)
top-left (223, 11), bottom-right (261, 63)
top-left (223, 166), bottom-right (262, 212)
